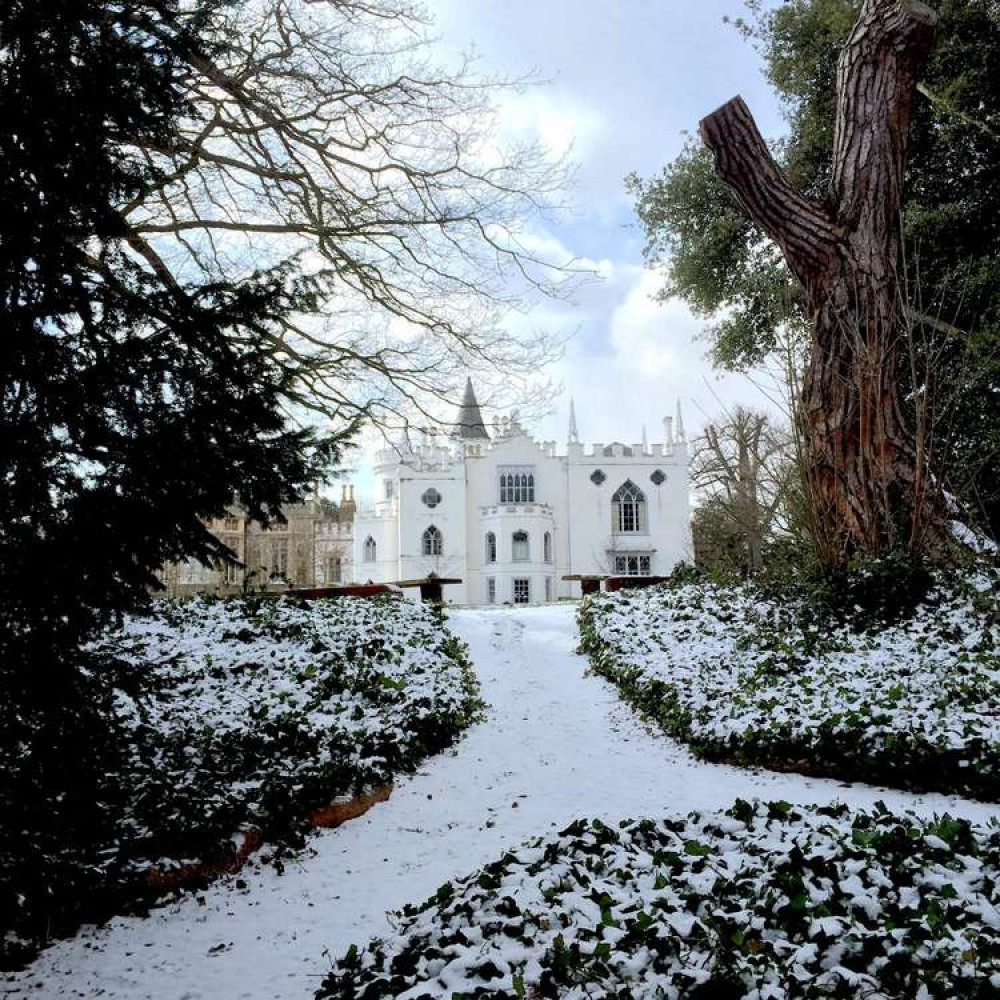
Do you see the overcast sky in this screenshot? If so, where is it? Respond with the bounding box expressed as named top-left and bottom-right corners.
top-left (427, 0), bottom-right (789, 449)
top-left (348, 0), bottom-right (789, 496)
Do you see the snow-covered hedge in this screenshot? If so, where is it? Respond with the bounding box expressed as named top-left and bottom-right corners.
top-left (317, 800), bottom-right (1000, 999)
top-left (4, 595), bottom-right (480, 959)
top-left (578, 574), bottom-right (1000, 798)
top-left (100, 594), bottom-right (481, 869)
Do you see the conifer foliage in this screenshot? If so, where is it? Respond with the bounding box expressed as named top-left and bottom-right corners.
top-left (0, 1), bottom-right (340, 961)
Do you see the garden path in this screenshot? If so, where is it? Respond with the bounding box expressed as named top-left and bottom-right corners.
top-left (7, 604), bottom-right (996, 1000)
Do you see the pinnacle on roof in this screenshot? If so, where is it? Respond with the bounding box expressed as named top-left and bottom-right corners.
top-left (454, 377), bottom-right (490, 440)
top-left (568, 396), bottom-right (579, 443)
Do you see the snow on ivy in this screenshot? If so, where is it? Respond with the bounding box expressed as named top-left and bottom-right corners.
top-left (318, 799), bottom-right (1000, 999)
top-left (89, 594), bottom-right (481, 874)
top-left (578, 574), bottom-right (1000, 798)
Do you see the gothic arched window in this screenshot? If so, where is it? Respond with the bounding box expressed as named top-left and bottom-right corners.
top-left (512, 530), bottom-right (530, 562)
top-left (327, 554), bottom-right (342, 583)
top-left (612, 481), bottom-right (646, 534)
top-left (499, 469), bottom-right (535, 503)
top-left (363, 536), bottom-right (377, 562)
top-left (485, 531), bottom-right (497, 563)
top-left (422, 525), bottom-right (443, 556)
top-left (543, 531), bottom-right (553, 563)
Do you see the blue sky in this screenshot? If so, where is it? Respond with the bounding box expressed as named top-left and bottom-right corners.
top-left (427, 0), bottom-right (789, 447)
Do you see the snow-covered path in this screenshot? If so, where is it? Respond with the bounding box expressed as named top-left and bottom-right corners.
top-left (7, 605), bottom-right (998, 1000)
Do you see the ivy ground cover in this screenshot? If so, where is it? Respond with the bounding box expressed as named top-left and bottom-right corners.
top-left (2, 595), bottom-right (480, 961)
top-left (577, 573), bottom-right (1000, 798)
top-left (318, 799), bottom-right (1000, 999)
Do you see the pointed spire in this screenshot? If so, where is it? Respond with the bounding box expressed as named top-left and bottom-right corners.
top-left (641, 424), bottom-right (648, 453)
top-left (675, 398), bottom-right (686, 442)
top-left (454, 377), bottom-right (490, 440)
top-left (568, 396), bottom-right (580, 444)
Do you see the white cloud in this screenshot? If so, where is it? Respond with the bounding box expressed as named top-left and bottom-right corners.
top-left (495, 88), bottom-right (607, 161)
top-left (608, 269), bottom-right (703, 380)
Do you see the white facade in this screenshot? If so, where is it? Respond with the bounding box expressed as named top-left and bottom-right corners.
top-left (353, 385), bottom-right (692, 606)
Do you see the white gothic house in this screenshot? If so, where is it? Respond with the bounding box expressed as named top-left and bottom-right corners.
top-left (354, 380), bottom-right (692, 606)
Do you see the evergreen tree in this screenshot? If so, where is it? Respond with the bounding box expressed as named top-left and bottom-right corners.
top-left (0, 1), bottom-right (342, 953)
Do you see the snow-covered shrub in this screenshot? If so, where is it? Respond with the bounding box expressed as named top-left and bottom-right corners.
top-left (318, 799), bottom-right (1000, 999)
top-left (578, 571), bottom-right (1000, 798)
top-left (1, 595), bottom-right (480, 964)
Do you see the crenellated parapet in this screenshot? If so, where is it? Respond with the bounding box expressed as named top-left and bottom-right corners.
top-left (566, 439), bottom-right (688, 463)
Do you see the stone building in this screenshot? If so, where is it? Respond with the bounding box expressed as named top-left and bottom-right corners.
top-left (159, 489), bottom-right (355, 597)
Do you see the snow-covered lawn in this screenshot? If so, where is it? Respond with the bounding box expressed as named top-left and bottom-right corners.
top-left (6, 605), bottom-right (997, 999)
top-left (579, 575), bottom-right (1000, 798)
top-left (4, 595), bottom-right (479, 964)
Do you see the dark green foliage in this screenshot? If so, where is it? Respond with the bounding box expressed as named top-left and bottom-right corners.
top-left (1, 596), bottom-right (482, 965)
top-left (0, 0), bottom-right (350, 966)
top-left (756, 549), bottom-right (938, 630)
top-left (629, 0), bottom-right (1000, 535)
top-left (578, 567), bottom-right (1000, 800)
top-left (319, 801), bottom-right (1000, 998)
top-left (0, 0), bottom-right (345, 645)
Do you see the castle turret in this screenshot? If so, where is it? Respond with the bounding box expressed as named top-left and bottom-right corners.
top-left (454, 378), bottom-right (490, 440)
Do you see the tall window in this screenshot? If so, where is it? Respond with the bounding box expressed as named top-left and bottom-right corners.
top-left (269, 538), bottom-right (289, 578)
top-left (499, 469), bottom-right (535, 503)
top-left (422, 525), bottom-right (443, 556)
top-left (485, 531), bottom-right (497, 563)
top-left (513, 578), bottom-right (531, 604)
top-left (612, 480), bottom-right (646, 533)
top-left (363, 536), bottom-right (377, 563)
top-left (486, 577), bottom-right (497, 604)
top-left (327, 554), bottom-right (342, 583)
top-left (543, 531), bottom-right (553, 563)
top-left (512, 530), bottom-right (530, 562)
top-left (544, 577), bottom-right (552, 602)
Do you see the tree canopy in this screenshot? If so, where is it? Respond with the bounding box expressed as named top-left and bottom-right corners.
top-left (629, 0), bottom-right (1000, 535)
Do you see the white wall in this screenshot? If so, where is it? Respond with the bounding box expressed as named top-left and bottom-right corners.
top-left (351, 425), bottom-right (691, 606)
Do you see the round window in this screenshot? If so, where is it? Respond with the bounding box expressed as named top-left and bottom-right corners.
top-left (421, 487), bottom-right (442, 508)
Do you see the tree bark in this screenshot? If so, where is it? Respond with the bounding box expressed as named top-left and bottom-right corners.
top-left (699, 0), bottom-right (939, 565)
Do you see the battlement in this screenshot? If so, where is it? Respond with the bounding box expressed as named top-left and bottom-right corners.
top-left (570, 440), bottom-right (688, 462)
top-left (374, 442), bottom-right (462, 471)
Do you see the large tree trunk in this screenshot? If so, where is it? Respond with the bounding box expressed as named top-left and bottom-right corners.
top-left (699, 0), bottom-right (939, 566)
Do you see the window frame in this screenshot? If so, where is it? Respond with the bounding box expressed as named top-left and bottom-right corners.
top-left (513, 577), bottom-right (531, 604)
top-left (362, 536), bottom-right (377, 563)
top-left (422, 524), bottom-right (443, 556)
top-left (612, 480), bottom-right (647, 534)
top-left (511, 530), bottom-right (530, 562)
top-left (499, 467), bottom-right (536, 504)
top-left (269, 537), bottom-right (289, 579)
top-left (327, 554), bottom-right (342, 583)
top-left (485, 531), bottom-right (497, 563)
top-left (613, 554), bottom-right (651, 577)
